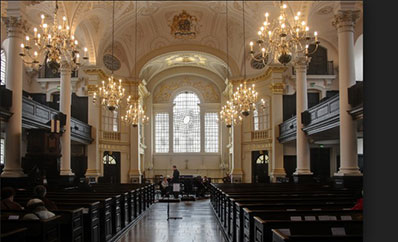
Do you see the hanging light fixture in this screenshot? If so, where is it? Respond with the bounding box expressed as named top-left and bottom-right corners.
top-left (121, 0), bottom-right (149, 127)
top-left (231, 0), bottom-right (260, 117)
top-left (249, 1), bottom-right (320, 66)
top-left (92, 0), bottom-right (125, 111)
top-left (220, 0), bottom-right (242, 128)
top-left (19, 0), bottom-right (87, 70)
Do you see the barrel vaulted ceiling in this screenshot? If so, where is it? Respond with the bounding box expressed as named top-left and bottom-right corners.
top-left (2, 1), bottom-right (363, 84)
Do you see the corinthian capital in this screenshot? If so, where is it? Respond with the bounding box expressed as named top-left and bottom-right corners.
top-left (332, 10), bottom-right (361, 29)
top-left (293, 55), bottom-right (310, 69)
top-left (59, 60), bottom-right (73, 74)
top-left (1, 16), bottom-right (29, 36)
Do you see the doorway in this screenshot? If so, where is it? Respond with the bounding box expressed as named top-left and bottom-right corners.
top-left (103, 151), bottom-right (121, 184)
top-left (252, 150), bottom-right (270, 183)
top-left (310, 148), bottom-right (331, 183)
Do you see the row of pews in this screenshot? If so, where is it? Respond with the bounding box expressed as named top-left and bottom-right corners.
top-left (1, 183), bottom-right (155, 242)
top-left (209, 183), bottom-right (363, 242)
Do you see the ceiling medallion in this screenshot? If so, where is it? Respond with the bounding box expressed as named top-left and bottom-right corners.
top-left (169, 10), bottom-right (199, 39)
top-left (103, 54), bottom-right (121, 71)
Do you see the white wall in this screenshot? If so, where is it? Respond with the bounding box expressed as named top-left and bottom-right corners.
top-left (354, 34), bottom-right (363, 81)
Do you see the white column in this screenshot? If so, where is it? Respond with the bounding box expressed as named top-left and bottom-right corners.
top-left (333, 10), bottom-right (362, 176)
top-left (86, 95), bottom-right (100, 179)
top-left (230, 123), bottom-right (243, 183)
top-left (270, 82), bottom-right (286, 182)
top-left (129, 125), bottom-right (141, 183)
top-left (293, 55), bottom-right (313, 176)
top-left (1, 16), bottom-right (27, 177)
top-left (59, 61), bottom-right (74, 176)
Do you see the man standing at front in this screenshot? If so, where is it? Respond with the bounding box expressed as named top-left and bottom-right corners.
top-left (172, 165), bottom-right (180, 183)
top-left (172, 165), bottom-right (180, 198)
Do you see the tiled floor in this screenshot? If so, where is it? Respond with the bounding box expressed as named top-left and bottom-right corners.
top-left (117, 198), bottom-right (227, 242)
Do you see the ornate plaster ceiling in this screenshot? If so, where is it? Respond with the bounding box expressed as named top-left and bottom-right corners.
top-left (140, 51), bottom-right (230, 84)
top-left (2, 1), bottom-right (363, 80)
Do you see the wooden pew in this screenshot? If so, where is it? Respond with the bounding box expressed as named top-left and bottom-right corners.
top-left (0, 227), bottom-right (27, 242)
top-left (1, 208), bottom-right (85, 242)
top-left (233, 202), bottom-right (356, 242)
top-left (272, 228), bottom-right (363, 242)
top-left (1, 214), bottom-right (62, 242)
top-left (242, 209), bottom-right (362, 242)
top-left (253, 218), bottom-right (362, 242)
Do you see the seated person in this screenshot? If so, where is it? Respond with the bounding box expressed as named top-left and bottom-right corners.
top-left (22, 198), bottom-right (55, 220)
top-left (33, 185), bottom-right (58, 211)
top-left (352, 190), bottom-right (363, 210)
top-left (1, 187), bottom-right (23, 210)
top-left (160, 177), bottom-right (169, 197)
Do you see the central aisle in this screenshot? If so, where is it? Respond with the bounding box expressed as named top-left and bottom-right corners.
top-left (118, 198), bottom-right (227, 242)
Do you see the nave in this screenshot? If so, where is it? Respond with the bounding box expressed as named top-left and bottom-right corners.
top-left (118, 199), bottom-right (227, 242)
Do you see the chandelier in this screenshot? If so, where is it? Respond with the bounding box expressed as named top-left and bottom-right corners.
top-left (120, 0), bottom-right (149, 128)
top-left (19, 0), bottom-right (87, 70)
top-left (249, 1), bottom-right (320, 66)
top-left (233, 82), bottom-right (259, 116)
top-left (121, 96), bottom-right (149, 127)
top-left (93, 76), bottom-right (125, 111)
top-left (220, 100), bottom-right (242, 128)
top-left (92, 0), bottom-right (125, 111)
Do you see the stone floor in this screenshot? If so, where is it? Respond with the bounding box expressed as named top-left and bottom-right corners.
top-left (117, 198), bottom-right (227, 242)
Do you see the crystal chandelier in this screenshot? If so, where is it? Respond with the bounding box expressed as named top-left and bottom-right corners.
top-left (120, 0), bottom-right (149, 128)
top-left (93, 76), bottom-right (125, 111)
top-left (92, 0), bottom-right (125, 111)
top-left (219, 1), bottom-right (242, 128)
top-left (233, 82), bottom-right (259, 116)
top-left (121, 96), bottom-right (149, 127)
top-left (220, 100), bottom-right (242, 128)
top-left (249, 1), bottom-right (320, 66)
top-left (230, 1), bottom-right (259, 117)
top-left (19, 0), bottom-right (87, 70)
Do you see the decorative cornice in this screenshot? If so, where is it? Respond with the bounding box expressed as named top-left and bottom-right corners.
top-left (84, 68), bottom-right (109, 80)
top-left (231, 66), bottom-right (287, 85)
top-left (269, 82), bottom-right (286, 95)
top-left (332, 10), bottom-right (361, 29)
top-left (1, 16), bottom-right (29, 35)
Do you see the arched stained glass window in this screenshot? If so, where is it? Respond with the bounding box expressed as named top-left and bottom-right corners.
top-left (103, 154), bottom-right (117, 165)
top-left (173, 92), bottom-right (200, 152)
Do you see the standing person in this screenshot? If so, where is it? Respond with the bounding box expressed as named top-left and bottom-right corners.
top-left (172, 165), bottom-right (180, 183)
top-left (1, 187), bottom-right (23, 210)
top-left (171, 165), bottom-right (180, 198)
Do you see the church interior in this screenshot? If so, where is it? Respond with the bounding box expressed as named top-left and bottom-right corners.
top-left (0, 1), bottom-right (368, 242)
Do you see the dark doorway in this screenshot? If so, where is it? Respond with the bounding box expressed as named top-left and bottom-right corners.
top-left (103, 151), bottom-right (121, 184)
top-left (310, 148), bottom-right (331, 183)
top-left (252, 150), bottom-right (270, 183)
top-left (284, 155), bottom-right (297, 183)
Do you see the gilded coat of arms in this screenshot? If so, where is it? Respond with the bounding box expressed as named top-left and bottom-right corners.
top-left (169, 10), bottom-right (199, 39)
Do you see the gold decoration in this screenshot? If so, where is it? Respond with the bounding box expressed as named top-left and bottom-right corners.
top-left (269, 82), bottom-right (285, 95)
top-left (169, 10), bottom-right (199, 39)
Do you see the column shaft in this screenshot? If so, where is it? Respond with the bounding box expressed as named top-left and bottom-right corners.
top-left (59, 62), bottom-right (74, 176)
top-left (270, 89), bottom-right (286, 181)
top-left (294, 56), bottom-right (312, 175)
top-left (1, 16), bottom-right (27, 177)
top-left (334, 10), bottom-right (362, 176)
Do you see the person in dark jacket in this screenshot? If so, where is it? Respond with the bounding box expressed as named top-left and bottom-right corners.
top-left (33, 185), bottom-right (58, 211)
top-left (1, 187), bottom-right (23, 210)
top-left (172, 165), bottom-right (180, 183)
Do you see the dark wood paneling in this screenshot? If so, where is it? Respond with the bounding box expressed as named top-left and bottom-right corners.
top-left (283, 155), bottom-right (296, 183)
top-left (71, 93), bottom-right (88, 123)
